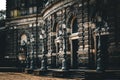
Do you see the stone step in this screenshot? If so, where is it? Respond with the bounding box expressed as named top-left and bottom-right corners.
top-left (51, 70), bottom-right (85, 79)
top-left (0, 67), bottom-right (22, 72)
top-left (24, 68), bottom-right (120, 80)
top-left (32, 69), bottom-right (86, 78)
top-left (69, 71), bottom-right (85, 78)
top-left (33, 69), bottom-right (53, 76)
top-left (85, 70), bottom-right (120, 80)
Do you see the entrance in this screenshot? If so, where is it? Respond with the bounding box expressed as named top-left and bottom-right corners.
top-left (71, 39), bottom-right (79, 68)
top-left (96, 35), bottom-right (109, 69)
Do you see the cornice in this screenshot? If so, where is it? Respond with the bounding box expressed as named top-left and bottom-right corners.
top-left (6, 15), bottom-right (43, 27)
top-left (42, 0), bottom-right (76, 20)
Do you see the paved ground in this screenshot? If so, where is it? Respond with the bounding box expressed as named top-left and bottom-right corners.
top-left (0, 72), bottom-right (81, 80)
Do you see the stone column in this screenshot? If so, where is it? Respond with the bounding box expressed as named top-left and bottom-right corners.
top-left (61, 25), bottom-right (68, 70)
top-left (96, 16), bottom-right (105, 72)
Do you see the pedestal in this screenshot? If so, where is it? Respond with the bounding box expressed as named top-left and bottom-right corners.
top-left (24, 68), bottom-right (33, 74)
top-left (33, 69), bottom-right (49, 76)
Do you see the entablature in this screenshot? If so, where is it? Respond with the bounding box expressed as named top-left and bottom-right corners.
top-left (6, 16), bottom-right (44, 29)
top-left (42, 0), bottom-right (75, 20)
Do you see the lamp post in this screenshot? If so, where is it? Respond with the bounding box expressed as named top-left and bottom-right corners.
top-left (61, 24), bottom-right (68, 70)
top-left (96, 16), bottom-right (105, 72)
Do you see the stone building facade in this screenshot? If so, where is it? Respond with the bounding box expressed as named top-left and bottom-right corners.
top-left (0, 19), bottom-right (6, 59)
top-left (5, 0), bottom-right (120, 71)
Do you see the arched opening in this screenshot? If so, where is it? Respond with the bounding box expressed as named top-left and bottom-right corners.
top-left (21, 34), bottom-right (27, 45)
top-left (72, 18), bottom-right (78, 33)
top-left (18, 34), bottom-right (28, 61)
top-left (70, 17), bottom-right (79, 68)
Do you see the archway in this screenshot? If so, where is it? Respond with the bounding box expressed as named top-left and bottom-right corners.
top-left (70, 17), bottom-right (79, 68)
top-left (17, 30), bottom-right (31, 66)
top-left (19, 34), bottom-right (28, 61)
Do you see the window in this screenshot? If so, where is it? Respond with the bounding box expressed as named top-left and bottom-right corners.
top-left (33, 7), bottom-right (37, 13)
top-left (10, 11), bottom-right (14, 17)
top-left (21, 34), bottom-right (27, 45)
top-left (29, 7), bottom-right (33, 14)
top-left (21, 9), bottom-right (26, 16)
top-left (10, 10), bottom-right (20, 17)
top-left (29, 7), bottom-right (37, 14)
top-left (14, 10), bottom-right (18, 17)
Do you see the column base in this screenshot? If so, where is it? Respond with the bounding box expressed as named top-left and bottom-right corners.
top-left (24, 68), bottom-right (33, 74)
top-left (33, 69), bottom-right (48, 76)
top-left (52, 70), bottom-right (69, 77)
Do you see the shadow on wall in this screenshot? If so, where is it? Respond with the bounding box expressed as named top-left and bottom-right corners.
top-left (0, 32), bottom-right (6, 58)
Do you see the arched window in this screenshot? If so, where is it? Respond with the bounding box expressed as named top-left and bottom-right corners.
top-left (21, 34), bottom-right (27, 45)
top-left (72, 18), bottom-right (78, 33)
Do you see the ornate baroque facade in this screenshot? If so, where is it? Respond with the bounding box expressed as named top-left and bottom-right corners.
top-left (5, 0), bottom-right (120, 71)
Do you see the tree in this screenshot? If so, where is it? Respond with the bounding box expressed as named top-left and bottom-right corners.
top-left (0, 10), bottom-right (6, 20)
top-left (0, 10), bottom-right (6, 27)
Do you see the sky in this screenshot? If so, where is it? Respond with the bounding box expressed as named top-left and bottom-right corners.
top-left (0, 0), bottom-right (6, 10)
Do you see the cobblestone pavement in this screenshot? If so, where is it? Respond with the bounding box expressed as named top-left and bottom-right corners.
top-left (0, 72), bottom-right (81, 80)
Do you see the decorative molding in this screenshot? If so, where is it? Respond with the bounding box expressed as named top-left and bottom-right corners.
top-left (69, 32), bottom-right (79, 40)
top-left (6, 17), bottom-right (43, 27)
top-left (50, 32), bottom-right (56, 36)
top-left (43, 0), bottom-right (75, 19)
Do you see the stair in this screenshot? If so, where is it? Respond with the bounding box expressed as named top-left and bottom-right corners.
top-left (33, 69), bottom-right (53, 76)
top-left (85, 70), bottom-right (120, 80)
top-left (0, 67), bottom-right (22, 72)
top-left (69, 71), bottom-right (85, 78)
top-left (50, 69), bottom-right (86, 79)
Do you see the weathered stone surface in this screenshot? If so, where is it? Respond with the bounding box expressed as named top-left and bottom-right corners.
top-left (0, 72), bottom-right (82, 80)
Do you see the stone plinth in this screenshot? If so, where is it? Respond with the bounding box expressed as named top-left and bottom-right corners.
top-left (24, 68), bottom-right (33, 74)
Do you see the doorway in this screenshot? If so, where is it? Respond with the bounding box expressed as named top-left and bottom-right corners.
top-left (71, 39), bottom-right (79, 68)
top-left (96, 35), bottom-right (109, 69)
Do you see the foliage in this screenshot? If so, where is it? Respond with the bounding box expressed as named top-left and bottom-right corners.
top-left (0, 10), bottom-right (6, 20)
top-left (0, 10), bottom-right (6, 27)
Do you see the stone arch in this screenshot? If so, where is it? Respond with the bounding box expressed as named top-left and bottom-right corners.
top-left (66, 12), bottom-right (74, 28)
top-left (70, 16), bottom-right (79, 68)
top-left (70, 16), bottom-right (78, 33)
top-left (18, 30), bottom-right (31, 43)
top-left (20, 34), bottom-right (27, 45)
top-left (66, 11), bottom-right (78, 34)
